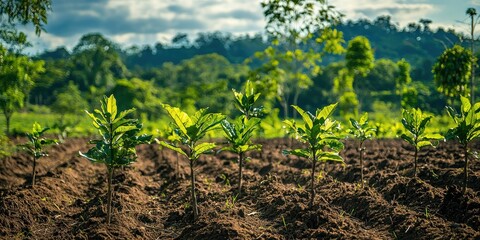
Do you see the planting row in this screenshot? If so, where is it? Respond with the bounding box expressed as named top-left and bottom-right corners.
top-left (18, 83), bottom-right (480, 225)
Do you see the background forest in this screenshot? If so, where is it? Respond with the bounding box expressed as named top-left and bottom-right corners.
top-left (0, 4), bottom-right (478, 139)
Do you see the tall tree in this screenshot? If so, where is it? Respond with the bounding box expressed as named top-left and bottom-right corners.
top-left (70, 33), bottom-right (128, 104)
top-left (345, 36), bottom-right (374, 77)
top-left (466, 8), bottom-right (478, 102)
top-left (0, 46), bottom-right (45, 134)
top-left (256, 0), bottom-right (344, 119)
top-left (432, 45), bottom-right (473, 104)
top-left (341, 36), bottom-right (374, 115)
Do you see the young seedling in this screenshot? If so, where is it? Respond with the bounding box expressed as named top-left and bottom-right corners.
top-left (79, 95), bottom-right (151, 224)
top-left (283, 104), bottom-right (344, 207)
top-left (232, 80), bottom-right (264, 120)
top-left (158, 104), bottom-right (224, 221)
top-left (446, 96), bottom-right (480, 194)
top-left (400, 108), bottom-right (443, 177)
top-left (221, 117), bottom-right (261, 196)
top-left (221, 80), bottom-right (263, 196)
top-left (20, 122), bottom-right (57, 187)
top-left (349, 112), bottom-right (375, 188)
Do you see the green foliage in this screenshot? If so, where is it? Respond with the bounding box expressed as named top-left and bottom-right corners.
top-left (0, 134), bottom-right (14, 157)
top-left (51, 81), bottom-right (88, 141)
top-left (349, 113), bottom-right (375, 187)
top-left (346, 36), bottom-right (374, 77)
top-left (283, 104), bottom-right (344, 206)
top-left (20, 122), bottom-right (57, 186)
top-left (80, 95), bottom-right (151, 167)
top-left (222, 81), bottom-right (263, 195)
top-left (110, 78), bottom-right (163, 120)
top-left (349, 113), bottom-right (375, 143)
top-left (433, 45), bottom-right (473, 99)
top-left (401, 108), bottom-right (443, 150)
top-left (0, 45), bottom-right (45, 135)
top-left (51, 81), bottom-right (88, 116)
top-left (221, 117), bottom-right (261, 154)
top-left (79, 95), bottom-right (151, 224)
top-left (232, 80), bottom-right (263, 119)
top-left (445, 96), bottom-right (480, 193)
top-left (338, 91), bottom-right (359, 119)
top-left (0, 0), bottom-right (51, 36)
top-left (446, 96), bottom-right (480, 145)
top-left (158, 104), bottom-right (225, 221)
top-left (261, 0), bottom-right (343, 43)
top-left (401, 108), bottom-right (443, 176)
top-left (446, 96), bottom-right (480, 193)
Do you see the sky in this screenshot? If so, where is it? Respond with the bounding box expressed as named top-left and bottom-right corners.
top-left (24, 0), bottom-right (480, 54)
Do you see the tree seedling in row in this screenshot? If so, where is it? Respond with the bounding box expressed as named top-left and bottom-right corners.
top-left (221, 117), bottom-right (261, 196)
top-left (158, 104), bottom-right (224, 221)
top-left (401, 108), bottom-right (443, 177)
top-left (349, 112), bottom-right (375, 188)
top-left (221, 80), bottom-right (263, 196)
top-left (20, 122), bottom-right (57, 187)
top-left (80, 95), bottom-right (151, 224)
top-left (283, 103), bottom-right (344, 207)
top-left (446, 96), bottom-right (480, 194)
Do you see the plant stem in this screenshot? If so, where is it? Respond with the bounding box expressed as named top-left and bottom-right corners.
top-left (189, 160), bottom-right (198, 221)
top-left (107, 167), bottom-right (113, 224)
top-left (310, 149), bottom-right (317, 208)
top-left (32, 156), bottom-right (37, 187)
top-left (463, 144), bottom-right (469, 194)
top-left (175, 151), bottom-right (179, 179)
top-left (360, 142), bottom-right (364, 188)
top-left (414, 147), bottom-right (418, 178)
top-left (238, 152), bottom-right (244, 196)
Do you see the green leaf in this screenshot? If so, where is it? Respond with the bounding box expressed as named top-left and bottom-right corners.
top-left (282, 149), bottom-right (311, 159)
top-left (317, 152), bottom-right (344, 162)
top-left (401, 134), bottom-right (415, 146)
top-left (316, 103), bottom-right (338, 121)
top-left (107, 94), bottom-right (117, 120)
top-left (460, 96), bottom-right (471, 114)
top-left (162, 104), bottom-right (192, 136)
top-left (292, 105), bottom-right (312, 129)
top-left (193, 142), bottom-right (216, 157)
top-left (158, 140), bottom-right (187, 157)
top-left (423, 133), bottom-right (444, 140)
top-left (417, 140), bottom-right (433, 149)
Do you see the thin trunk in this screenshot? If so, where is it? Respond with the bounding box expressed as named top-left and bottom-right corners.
top-left (190, 160), bottom-right (198, 220)
top-left (175, 152), bottom-right (179, 179)
top-left (414, 147), bottom-right (418, 178)
top-left (471, 13), bottom-right (475, 103)
top-left (107, 167), bottom-right (113, 224)
top-left (32, 156), bottom-right (37, 187)
top-left (238, 152), bottom-right (244, 196)
top-left (463, 144), bottom-right (469, 194)
top-left (310, 150), bottom-right (317, 208)
top-left (282, 100), bottom-right (289, 120)
top-left (5, 114), bottom-right (10, 136)
top-left (360, 142), bottom-right (364, 188)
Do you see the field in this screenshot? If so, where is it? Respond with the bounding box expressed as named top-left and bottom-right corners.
top-left (0, 137), bottom-right (479, 239)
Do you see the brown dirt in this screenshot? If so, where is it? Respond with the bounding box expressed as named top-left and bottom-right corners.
top-left (0, 138), bottom-right (479, 239)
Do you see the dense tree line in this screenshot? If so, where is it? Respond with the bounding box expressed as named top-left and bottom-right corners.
top-left (23, 15), bottom-right (478, 124)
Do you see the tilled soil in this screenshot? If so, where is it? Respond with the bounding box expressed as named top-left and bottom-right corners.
top-left (0, 138), bottom-right (479, 239)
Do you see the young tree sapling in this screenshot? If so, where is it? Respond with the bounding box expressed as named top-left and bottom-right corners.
top-left (79, 95), bottom-right (151, 224)
top-left (401, 108), bottom-right (443, 177)
top-left (446, 96), bottom-right (480, 194)
top-left (158, 104), bottom-right (224, 221)
top-left (20, 122), bottom-right (57, 187)
top-left (221, 81), bottom-right (263, 196)
top-left (349, 113), bottom-right (375, 188)
top-left (283, 103), bottom-right (344, 207)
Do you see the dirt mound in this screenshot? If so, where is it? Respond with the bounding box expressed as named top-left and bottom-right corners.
top-left (0, 138), bottom-right (479, 239)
